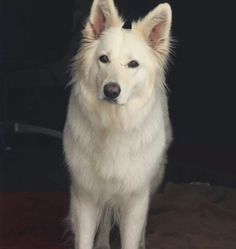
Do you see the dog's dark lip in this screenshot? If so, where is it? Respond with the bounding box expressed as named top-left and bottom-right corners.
top-left (103, 97), bottom-right (118, 104)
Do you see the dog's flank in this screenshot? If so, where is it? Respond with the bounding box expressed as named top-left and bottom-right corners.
top-left (63, 0), bottom-right (173, 249)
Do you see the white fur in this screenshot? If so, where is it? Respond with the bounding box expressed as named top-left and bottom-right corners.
top-left (63, 0), bottom-right (173, 248)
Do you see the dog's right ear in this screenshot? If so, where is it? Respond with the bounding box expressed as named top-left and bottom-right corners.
top-left (84, 0), bottom-right (122, 40)
top-left (134, 3), bottom-right (172, 61)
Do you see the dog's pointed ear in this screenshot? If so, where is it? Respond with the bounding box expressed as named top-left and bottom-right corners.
top-left (134, 3), bottom-right (172, 56)
top-left (84, 0), bottom-right (122, 40)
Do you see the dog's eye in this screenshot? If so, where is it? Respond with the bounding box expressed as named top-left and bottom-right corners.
top-left (128, 60), bottom-right (139, 68)
top-left (99, 55), bottom-right (109, 64)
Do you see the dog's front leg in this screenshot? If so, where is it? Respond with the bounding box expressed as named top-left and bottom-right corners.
top-left (119, 191), bottom-right (149, 249)
top-left (94, 209), bottom-right (111, 249)
top-left (71, 191), bottom-right (100, 249)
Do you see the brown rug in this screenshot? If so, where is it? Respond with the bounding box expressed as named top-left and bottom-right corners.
top-left (0, 183), bottom-right (236, 249)
top-left (147, 183), bottom-right (236, 249)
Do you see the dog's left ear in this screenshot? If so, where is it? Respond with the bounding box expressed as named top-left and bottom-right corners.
top-left (84, 0), bottom-right (122, 40)
top-left (134, 3), bottom-right (172, 57)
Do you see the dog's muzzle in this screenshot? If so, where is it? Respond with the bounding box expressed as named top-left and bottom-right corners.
top-left (103, 83), bottom-right (121, 102)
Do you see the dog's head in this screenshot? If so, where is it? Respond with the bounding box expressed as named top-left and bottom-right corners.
top-left (73, 0), bottom-right (172, 102)
top-left (72, 0), bottom-right (172, 128)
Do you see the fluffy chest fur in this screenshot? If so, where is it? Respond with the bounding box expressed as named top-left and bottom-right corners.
top-left (63, 90), bottom-right (168, 201)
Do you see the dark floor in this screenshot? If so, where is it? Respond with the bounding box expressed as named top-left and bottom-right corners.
top-left (1, 184), bottom-right (236, 249)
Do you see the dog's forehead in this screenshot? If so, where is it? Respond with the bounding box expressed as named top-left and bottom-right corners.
top-left (98, 27), bottom-right (146, 58)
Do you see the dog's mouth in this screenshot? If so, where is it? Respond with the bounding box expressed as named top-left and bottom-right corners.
top-left (103, 97), bottom-right (118, 104)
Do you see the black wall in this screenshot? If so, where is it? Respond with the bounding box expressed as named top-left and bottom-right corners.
top-left (1, 0), bottom-right (236, 190)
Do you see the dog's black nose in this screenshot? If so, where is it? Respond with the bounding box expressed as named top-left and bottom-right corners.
top-left (103, 83), bottom-right (121, 99)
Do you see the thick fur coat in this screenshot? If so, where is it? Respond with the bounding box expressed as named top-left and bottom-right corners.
top-left (63, 0), bottom-right (173, 248)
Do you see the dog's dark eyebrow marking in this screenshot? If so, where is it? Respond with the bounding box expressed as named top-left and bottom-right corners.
top-left (122, 20), bottom-right (132, 29)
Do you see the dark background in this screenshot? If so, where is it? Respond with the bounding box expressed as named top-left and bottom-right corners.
top-left (0, 0), bottom-right (236, 191)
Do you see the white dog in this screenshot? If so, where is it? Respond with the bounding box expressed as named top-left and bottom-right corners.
top-left (63, 0), bottom-right (173, 248)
